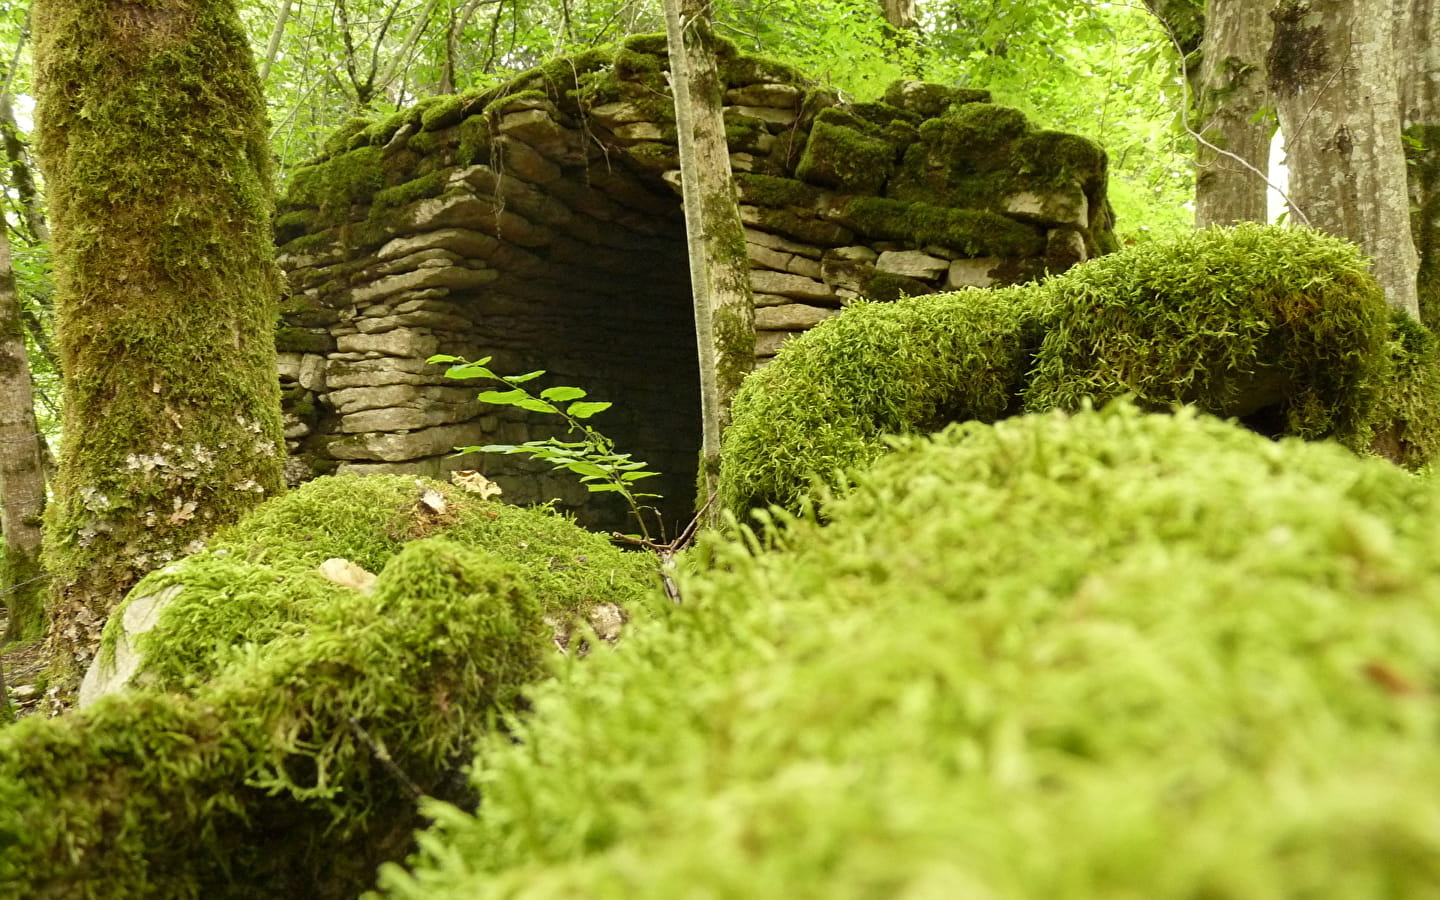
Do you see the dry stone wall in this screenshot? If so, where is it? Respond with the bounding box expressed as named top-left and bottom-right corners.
top-left (274, 35), bottom-right (1117, 533)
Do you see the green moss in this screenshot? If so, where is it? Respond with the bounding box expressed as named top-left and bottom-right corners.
top-left (34, 0), bottom-right (288, 673)
top-left (734, 174), bottom-right (822, 209)
top-left (322, 117), bottom-right (375, 155)
top-left (882, 79), bottom-right (991, 116)
top-left (284, 146), bottom-right (386, 218)
top-left (421, 95), bottom-right (467, 132)
top-left (719, 288), bottom-right (1041, 512)
top-left (859, 269), bottom-right (928, 302)
top-left (364, 109), bottom-right (411, 146)
top-left (795, 115), bottom-right (897, 194)
top-left (1014, 130), bottom-right (1108, 185)
top-left (372, 172), bottom-right (447, 213)
top-left (456, 115), bottom-right (492, 167)
top-left (104, 474), bottom-right (655, 693)
top-left (1365, 310), bottom-right (1440, 467)
top-left (1023, 224), bottom-right (1392, 447)
top-left (482, 88), bottom-right (551, 121)
top-left (384, 404), bottom-right (1440, 899)
top-left (407, 130), bottom-right (441, 155)
top-left (275, 325), bottom-right (335, 353)
top-left (840, 196), bottom-right (1045, 256)
top-left (273, 208), bottom-right (316, 244)
top-left (719, 225), bottom-right (1440, 517)
top-left (1, 536), bottom-right (554, 897)
top-left (621, 33), bottom-right (670, 56)
top-left (722, 52), bottom-right (809, 88)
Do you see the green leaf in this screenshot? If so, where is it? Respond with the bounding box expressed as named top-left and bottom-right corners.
top-left (621, 471), bottom-right (660, 482)
top-left (517, 397), bottom-right (559, 414)
top-left (478, 389), bottom-right (529, 405)
top-left (567, 401), bottom-right (613, 419)
top-left (561, 461), bottom-right (611, 478)
top-left (586, 482), bottom-right (627, 493)
top-left (540, 386), bottom-right (588, 402)
top-left (445, 362), bottom-right (498, 381)
top-left (507, 370), bottom-right (546, 383)
top-left (478, 444), bottom-right (523, 453)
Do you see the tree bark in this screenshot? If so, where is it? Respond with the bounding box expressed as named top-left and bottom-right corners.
top-left (34, 0), bottom-right (287, 683)
top-left (1267, 0), bottom-right (1419, 317)
top-left (663, 0), bottom-right (756, 517)
top-left (1194, 0), bottom-right (1275, 226)
top-left (0, 225), bottom-right (47, 644)
top-left (1396, 0), bottom-right (1440, 325)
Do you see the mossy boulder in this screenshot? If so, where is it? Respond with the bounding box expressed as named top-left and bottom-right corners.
top-left (0, 476), bottom-right (657, 898)
top-left (720, 224), bottom-right (1440, 515)
top-left (377, 405), bottom-right (1440, 898)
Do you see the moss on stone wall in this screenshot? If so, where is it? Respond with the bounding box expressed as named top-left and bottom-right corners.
top-left (840, 196), bottom-right (1046, 256)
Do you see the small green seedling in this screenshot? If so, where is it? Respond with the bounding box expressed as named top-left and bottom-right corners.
top-left (432, 354), bottom-right (663, 540)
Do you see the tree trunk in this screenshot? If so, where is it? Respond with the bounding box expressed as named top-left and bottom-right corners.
top-left (1267, 0), bottom-right (1419, 316)
top-left (663, 0), bottom-right (756, 517)
top-left (1194, 0), bottom-right (1275, 226)
top-left (1396, 0), bottom-right (1440, 326)
top-left (0, 93), bottom-right (48, 245)
top-left (34, 0), bottom-right (287, 683)
top-left (0, 225), bottom-right (47, 644)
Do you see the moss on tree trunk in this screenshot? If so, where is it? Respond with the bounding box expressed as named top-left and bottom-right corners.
top-left (33, 0), bottom-right (286, 682)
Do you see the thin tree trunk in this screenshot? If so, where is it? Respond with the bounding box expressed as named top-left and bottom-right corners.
top-left (34, 0), bottom-right (287, 685)
top-left (0, 224), bottom-right (47, 644)
top-left (1194, 0), bottom-right (1274, 226)
top-left (663, 0), bottom-right (755, 516)
top-left (1268, 0), bottom-right (1418, 316)
top-left (1397, 0), bottom-right (1440, 325)
top-left (257, 0), bottom-right (293, 83)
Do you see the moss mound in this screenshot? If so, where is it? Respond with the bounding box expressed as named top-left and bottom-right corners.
top-left (104, 474), bottom-right (656, 693)
top-left (378, 405), bottom-right (1440, 898)
top-left (0, 478), bottom-right (658, 898)
top-left (721, 224), bottom-right (1440, 514)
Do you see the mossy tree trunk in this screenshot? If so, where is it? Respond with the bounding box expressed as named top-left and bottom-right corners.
top-left (1398, 0), bottom-right (1440, 327)
top-left (1267, 0), bottom-right (1419, 317)
top-left (663, 0), bottom-right (756, 518)
top-left (1194, 0), bottom-right (1274, 227)
top-left (0, 225), bottom-right (48, 644)
top-left (34, 0), bottom-right (286, 681)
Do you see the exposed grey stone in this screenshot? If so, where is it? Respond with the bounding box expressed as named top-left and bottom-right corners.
top-left (328, 422), bottom-right (487, 461)
top-left (730, 153), bottom-right (756, 172)
top-left (725, 83), bottom-right (803, 109)
top-left (756, 330), bottom-right (802, 357)
top-left (788, 255), bottom-right (823, 279)
top-left (276, 352), bottom-right (302, 382)
top-left (829, 245), bottom-right (878, 262)
top-left (378, 227), bottom-right (502, 261)
top-left (335, 452), bottom-right (486, 479)
top-left (79, 582), bottom-right (184, 709)
top-left (743, 228), bottom-right (824, 259)
top-left (371, 247), bottom-right (464, 277)
top-left (876, 250), bottom-right (949, 280)
top-left (1046, 228), bottom-right (1088, 270)
top-left (613, 122), bottom-right (667, 142)
top-left (755, 304), bottom-right (839, 330)
top-left (355, 309), bottom-right (473, 334)
top-left (298, 354), bottom-right (327, 392)
top-left (336, 330), bottom-right (440, 358)
top-left (326, 356), bottom-right (448, 389)
top-left (731, 105), bottom-right (799, 127)
top-left (753, 292), bottom-right (792, 307)
top-left (497, 135), bottom-right (565, 184)
top-left (328, 384), bottom-right (478, 415)
top-left (348, 265), bottom-right (498, 308)
top-left (340, 404), bottom-right (480, 433)
top-left (589, 101), bottom-right (652, 125)
top-left (922, 244), bottom-right (962, 260)
top-left (283, 414), bottom-right (311, 439)
top-left (947, 258), bottom-right (1002, 289)
top-left (748, 243), bottom-right (793, 271)
top-left (1003, 186), bottom-right (1088, 228)
top-left (400, 193), bottom-right (550, 247)
top-left (821, 256), bottom-right (873, 294)
top-left (750, 269), bottom-right (836, 302)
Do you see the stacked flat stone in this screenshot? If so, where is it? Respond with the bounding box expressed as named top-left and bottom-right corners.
top-left (274, 37), bottom-right (1115, 531)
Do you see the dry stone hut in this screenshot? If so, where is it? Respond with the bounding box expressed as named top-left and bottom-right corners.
top-left (274, 35), bottom-right (1117, 533)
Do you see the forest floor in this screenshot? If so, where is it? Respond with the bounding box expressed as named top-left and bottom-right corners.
top-left (0, 607), bottom-right (47, 719)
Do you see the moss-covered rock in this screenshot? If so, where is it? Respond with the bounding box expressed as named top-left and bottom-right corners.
top-left (720, 224), bottom-right (1440, 515)
top-left (378, 405), bottom-right (1440, 898)
top-left (0, 476), bottom-right (658, 897)
top-left (720, 288), bottom-right (1041, 513)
